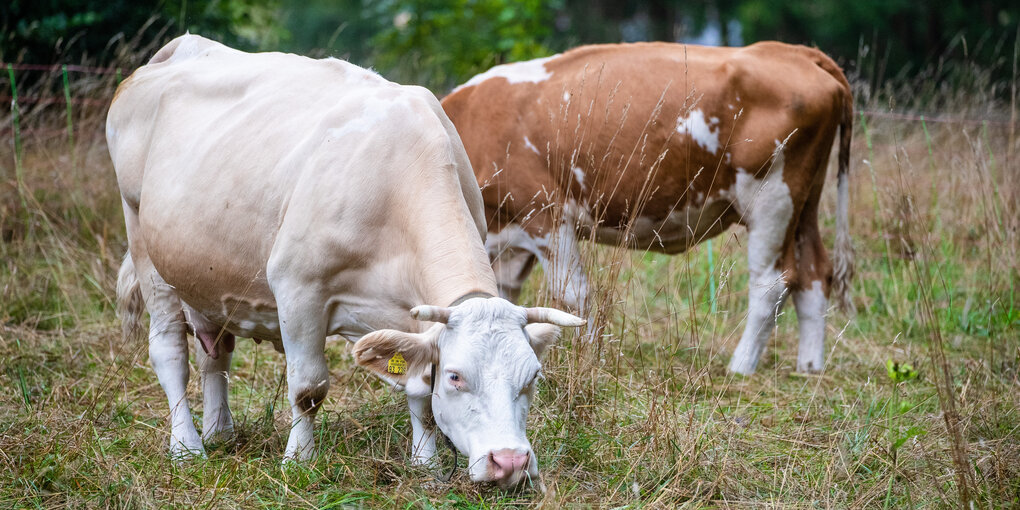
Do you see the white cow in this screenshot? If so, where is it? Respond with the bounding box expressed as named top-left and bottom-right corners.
top-left (109, 34), bottom-right (583, 488)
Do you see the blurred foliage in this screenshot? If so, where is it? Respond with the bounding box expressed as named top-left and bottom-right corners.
top-left (0, 0), bottom-right (284, 65)
top-left (367, 0), bottom-right (559, 90)
top-left (728, 0), bottom-right (1019, 89)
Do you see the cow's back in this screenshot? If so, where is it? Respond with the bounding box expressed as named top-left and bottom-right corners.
top-left (442, 41), bottom-right (848, 239)
top-left (108, 35), bottom-right (482, 324)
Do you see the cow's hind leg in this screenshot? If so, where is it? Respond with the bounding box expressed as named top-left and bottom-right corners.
top-left (728, 154), bottom-right (795, 375)
top-left (186, 305), bottom-right (236, 444)
top-left (135, 256), bottom-right (205, 457)
top-left (792, 176), bottom-right (833, 373)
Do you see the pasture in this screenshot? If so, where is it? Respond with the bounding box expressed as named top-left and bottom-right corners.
top-left (1, 53), bottom-right (1018, 508)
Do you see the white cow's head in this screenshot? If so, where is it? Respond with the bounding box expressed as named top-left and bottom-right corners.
top-left (353, 297), bottom-right (583, 488)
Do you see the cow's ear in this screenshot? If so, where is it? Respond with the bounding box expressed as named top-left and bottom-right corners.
top-left (353, 324), bottom-right (441, 385)
top-left (525, 323), bottom-right (561, 359)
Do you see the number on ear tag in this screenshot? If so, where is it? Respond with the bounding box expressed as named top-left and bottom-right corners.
top-left (387, 353), bottom-right (407, 374)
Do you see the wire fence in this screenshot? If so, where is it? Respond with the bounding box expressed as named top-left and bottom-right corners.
top-left (1, 62), bottom-right (123, 158)
top-left (1, 60), bottom-right (1016, 166)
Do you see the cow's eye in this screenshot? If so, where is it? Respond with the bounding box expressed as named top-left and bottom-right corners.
top-left (519, 370), bottom-right (541, 397)
top-left (447, 371), bottom-right (466, 390)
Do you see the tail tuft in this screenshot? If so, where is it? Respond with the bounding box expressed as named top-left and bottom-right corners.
top-left (832, 170), bottom-right (855, 314)
top-left (117, 252), bottom-right (145, 342)
top-left (831, 73), bottom-right (855, 314)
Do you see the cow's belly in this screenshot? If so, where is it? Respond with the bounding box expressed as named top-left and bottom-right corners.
top-left (583, 197), bottom-right (740, 254)
top-left (143, 224), bottom-right (281, 338)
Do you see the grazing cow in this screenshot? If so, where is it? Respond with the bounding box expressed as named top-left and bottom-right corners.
top-left (109, 34), bottom-right (584, 488)
top-left (441, 41), bottom-right (853, 375)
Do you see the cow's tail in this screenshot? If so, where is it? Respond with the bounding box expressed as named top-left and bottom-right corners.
top-left (818, 53), bottom-right (856, 314)
top-left (117, 252), bottom-right (146, 342)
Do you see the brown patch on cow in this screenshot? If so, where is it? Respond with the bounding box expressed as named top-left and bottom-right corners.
top-left (421, 372), bottom-right (432, 388)
top-left (296, 385), bottom-right (328, 415)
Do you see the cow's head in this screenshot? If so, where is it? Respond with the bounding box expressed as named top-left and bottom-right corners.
top-left (353, 297), bottom-right (583, 488)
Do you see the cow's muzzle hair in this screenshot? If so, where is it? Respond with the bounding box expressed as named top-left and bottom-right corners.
top-left (411, 304), bottom-right (585, 327)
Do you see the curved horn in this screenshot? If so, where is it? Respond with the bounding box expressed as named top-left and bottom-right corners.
top-left (410, 305), bottom-right (452, 323)
top-left (525, 307), bottom-right (586, 327)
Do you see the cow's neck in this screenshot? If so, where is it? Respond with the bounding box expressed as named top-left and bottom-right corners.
top-left (404, 189), bottom-right (498, 311)
top-left (409, 228), bottom-right (498, 309)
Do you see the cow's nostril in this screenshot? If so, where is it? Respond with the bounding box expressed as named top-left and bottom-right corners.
top-left (489, 448), bottom-right (530, 480)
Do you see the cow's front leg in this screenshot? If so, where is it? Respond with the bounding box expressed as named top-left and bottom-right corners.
top-left (405, 372), bottom-right (437, 465)
top-left (276, 296), bottom-right (329, 462)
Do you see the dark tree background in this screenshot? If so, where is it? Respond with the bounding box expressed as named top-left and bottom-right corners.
top-left (2, 0), bottom-right (1018, 92)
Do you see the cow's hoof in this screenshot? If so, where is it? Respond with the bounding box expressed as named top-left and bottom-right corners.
top-left (796, 360), bottom-right (825, 374)
top-left (202, 426), bottom-right (235, 448)
top-left (282, 448), bottom-right (316, 465)
top-left (727, 359), bottom-right (758, 376)
top-left (169, 442), bottom-right (206, 462)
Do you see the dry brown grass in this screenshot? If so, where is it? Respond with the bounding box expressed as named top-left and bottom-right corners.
top-left (1, 59), bottom-right (1018, 508)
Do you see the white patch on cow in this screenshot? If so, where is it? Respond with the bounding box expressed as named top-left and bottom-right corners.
top-left (563, 91), bottom-right (570, 102)
top-left (725, 152), bottom-right (733, 164)
top-left (523, 136), bottom-right (540, 155)
top-left (728, 153), bottom-right (794, 375)
top-left (530, 221), bottom-right (588, 312)
top-left (794, 280), bottom-right (827, 372)
top-left (675, 109), bottom-right (721, 154)
top-left (547, 230), bottom-right (588, 310)
top-left (710, 116), bottom-right (720, 125)
top-left (571, 166), bottom-right (586, 189)
top-left (453, 54), bottom-right (559, 92)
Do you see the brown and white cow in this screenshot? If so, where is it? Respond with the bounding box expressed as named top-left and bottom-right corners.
top-left (109, 34), bottom-right (584, 487)
top-left (441, 41), bottom-right (853, 375)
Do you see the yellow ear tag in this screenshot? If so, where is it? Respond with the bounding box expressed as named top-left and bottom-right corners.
top-left (387, 353), bottom-right (407, 374)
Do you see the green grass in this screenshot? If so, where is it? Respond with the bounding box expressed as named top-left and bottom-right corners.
top-left (1, 71), bottom-right (1018, 508)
